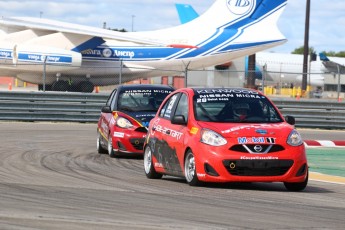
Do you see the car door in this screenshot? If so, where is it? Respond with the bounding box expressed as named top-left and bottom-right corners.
top-left (151, 92), bottom-right (181, 174)
top-left (99, 89), bottom-right (117, 137)
top-left (153, 92), bottom-right (189, 176)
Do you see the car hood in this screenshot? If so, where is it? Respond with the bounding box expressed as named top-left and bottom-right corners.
top-left (197, 122), bottom-right (294, 139)
top-left (122, 111), bottom-right (156, 127)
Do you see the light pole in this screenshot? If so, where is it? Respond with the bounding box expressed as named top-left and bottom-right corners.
top-left (302, 0), bottom-right (311, 95)
top-left (131, 15), bottom-right (135, 32)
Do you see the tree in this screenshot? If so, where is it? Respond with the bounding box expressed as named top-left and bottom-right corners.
top-left (291, 46), bottom-right (315, 55)
top-left (293, 46), bottom-right (345, 58)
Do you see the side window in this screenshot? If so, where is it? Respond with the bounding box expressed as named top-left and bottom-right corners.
top-left (159, 93), bottom-right (179, 119)
top-left (106, 89), bottom-right (117, 108)
top-left (174, 93), bottom-right (188, 122)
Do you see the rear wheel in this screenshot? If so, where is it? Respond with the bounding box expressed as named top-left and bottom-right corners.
top-left (143, 146), bottom-right (162, 179)
top-left (184, 150), bottom-right (202, 186)
top-left (284, 171), bottom-right (308, 191)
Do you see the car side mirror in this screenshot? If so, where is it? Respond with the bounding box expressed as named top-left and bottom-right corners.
top-left (171, 115), bottom-right (187, 125)
top-left (101, 106), bottom-right (112, 113)
top-left (285, 115), bottom-right (295, 125)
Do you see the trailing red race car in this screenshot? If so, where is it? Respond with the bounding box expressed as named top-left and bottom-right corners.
top-left (143, 87), bottom-right (308, 191)
top-left (97, 84), bottom-right (174, 157)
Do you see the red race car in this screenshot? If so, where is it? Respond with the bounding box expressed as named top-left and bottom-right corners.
top-left (97, 84), bottom-right (174, 157)
top-left (144, 87), bottom-right (308, 191)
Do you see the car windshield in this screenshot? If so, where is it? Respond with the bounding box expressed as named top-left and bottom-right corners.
top-left (118, 88), bottom-right (172, 112)
top-left (193, 88), bottom-right (283, 123)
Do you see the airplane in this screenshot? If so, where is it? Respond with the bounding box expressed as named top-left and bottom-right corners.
top-left (0, 0), bottom-right (288, 92)
top-left (319, 53), bottom-right (345, 74)
top-left (174, 2), bottom-right (345, 88)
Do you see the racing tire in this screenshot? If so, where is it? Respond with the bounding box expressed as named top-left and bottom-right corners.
top-left (143, 146), bottom-right (162, 179)
top-left (97, 131), bottom-right (107, 154)
top-left (184, 150), bottom-right (202, 186)
top-left (284, 171), bottom-right (308, 192)
top-left (107, 136), bottom-right (117, 158)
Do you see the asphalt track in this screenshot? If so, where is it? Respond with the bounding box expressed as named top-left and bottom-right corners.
top-left (0, 122), bottom-right (345, 229)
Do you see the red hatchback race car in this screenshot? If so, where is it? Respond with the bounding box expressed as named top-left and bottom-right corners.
top-left (144, 87), bottom-right (308, 191)
top-left (97, 84), bottom-right (174, 157)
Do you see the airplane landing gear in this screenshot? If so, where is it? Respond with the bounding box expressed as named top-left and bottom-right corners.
top-left (78, 81), bottom-right (94, 93)
top-left (52, 80), bottom-right (69, 91)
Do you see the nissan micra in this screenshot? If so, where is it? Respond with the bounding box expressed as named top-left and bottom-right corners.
top-left (97, 84), bottom-right (174, 157)
top-left (143, 87), bottom-right (308, 191)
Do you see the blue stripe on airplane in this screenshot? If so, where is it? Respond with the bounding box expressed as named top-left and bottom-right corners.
top-left (78, 0), bottom-right (287, 63)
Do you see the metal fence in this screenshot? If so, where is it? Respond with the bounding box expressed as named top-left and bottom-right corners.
top-left (0, 91), bottom-right (345, 129)
top-left (1, 61), bottom-right (344, 96)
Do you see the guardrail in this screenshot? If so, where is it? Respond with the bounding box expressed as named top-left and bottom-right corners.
top-left (0, 91), bottom-right (345, 129)
top-left (0, 91), bottom-right (108, 122)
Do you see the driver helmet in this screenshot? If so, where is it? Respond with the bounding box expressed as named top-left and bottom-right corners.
top-left (233, 103), bottom-right (250, 117)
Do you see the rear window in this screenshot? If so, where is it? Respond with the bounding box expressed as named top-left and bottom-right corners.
top-left (193, 88), bottom-right (283, 123)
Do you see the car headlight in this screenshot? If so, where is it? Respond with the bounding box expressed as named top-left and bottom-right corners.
top-left (287, 130), bottom-right (303, 146)
top-left (201, 129), bottom-right (227, 146)
top-left (116, 117), bottom-right (133, 129)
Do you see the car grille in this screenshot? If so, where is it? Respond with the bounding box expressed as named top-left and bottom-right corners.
top-left (223, 159), bottom-right (293, 176)
top-left (229, 144), bottom-right (284, 153)
top-left (129, 138), bottom-right (145, 150)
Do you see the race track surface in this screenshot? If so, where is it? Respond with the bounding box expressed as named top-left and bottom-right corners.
top-left (1, 122), bottom-right (345, 229)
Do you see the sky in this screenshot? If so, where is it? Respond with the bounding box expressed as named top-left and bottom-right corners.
top-left (0, 0), bottom-right (344, 54)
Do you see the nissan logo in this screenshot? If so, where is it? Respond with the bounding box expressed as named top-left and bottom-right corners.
top-left (253, 145), bottom-right (263, 152)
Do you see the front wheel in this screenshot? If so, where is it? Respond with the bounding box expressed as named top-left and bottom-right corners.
top-left (97, 131), bottom-right (107, 154)
top-left (107, 136), bottom-right (117, 158)
top-left (143, 146), bottom-right (162, 179)
top-left (184, 150), bottom-right (202, 186)
top-left (284, 171), bottom-right (308, 191)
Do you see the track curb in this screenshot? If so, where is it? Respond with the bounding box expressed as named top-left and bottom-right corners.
top-left (304, 140), bottom-right (345, 147)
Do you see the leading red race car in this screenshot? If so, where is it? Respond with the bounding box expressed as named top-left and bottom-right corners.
top-left (143, 87), bottom-right (308, 191)
top-left (97, 84), bottom-right (174, 157)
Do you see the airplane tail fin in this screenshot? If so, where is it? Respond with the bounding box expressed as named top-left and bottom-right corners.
top-left (163, 0), bottom-right (288, 53)
top-left (319, 53), bottom-right (330, 62)
top-left (175, 4), bottom-right (199, 24)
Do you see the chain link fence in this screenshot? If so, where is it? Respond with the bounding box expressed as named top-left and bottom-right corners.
top-left (0, 61), bottom-right (344, 99)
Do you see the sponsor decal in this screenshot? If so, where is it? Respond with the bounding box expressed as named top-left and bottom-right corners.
top-left (150, 118), bottom-right (183, 140)
top-left (113, 132), bottom-right (125, 138)
top-left (17, 53), bottom-right (72, 64)
top-left (197, 173), bottom-right (206, 178)
top-left (0, 50), bottom-right (12, 59)
top-left (102, 48), bottom-right (113, 58)
top-left (196, 90), bottom-right (261, 103)
top-left (123, 89), bottom-right (153, 95)
top-left (82, 48), bottom-right (135, 59)
top-left (222, 123), bottom-right (285, 134)
top-left (255, 129), bottom-right (267, 135)
top-left (141, 121), bottom-right (150, 127)
top-left (114, 50), bottom-right (135, 59)
top-left (190, 127), bottom-right (199, 135)
top-left (196, 89), bottom-right (258, 94)
top-left (237, 137), bottom-right (276, 144)
top-left (227, 0), bottom-right (255, 15)
top-left (240, 156), bottom-right (279, 160)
